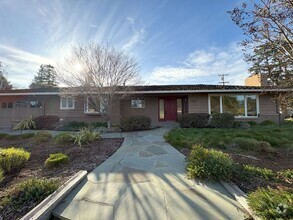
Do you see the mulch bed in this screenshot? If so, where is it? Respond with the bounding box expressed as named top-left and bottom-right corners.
top-left (0, 137), bottom-right (123, 220)
top-left (180, 148), bottom-right (293, 193)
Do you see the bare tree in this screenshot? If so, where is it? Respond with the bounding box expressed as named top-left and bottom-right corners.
top-left (58, 43), bottom-right (141, 128)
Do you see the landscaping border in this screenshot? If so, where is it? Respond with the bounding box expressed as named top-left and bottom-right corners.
top-left (220, 181), bottom-right (260, 220)
top-left (20, 170), bottom-right (87, 220)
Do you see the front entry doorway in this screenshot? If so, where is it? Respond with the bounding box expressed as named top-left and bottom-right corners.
top-left (159, 96), bottom-right (186, 121)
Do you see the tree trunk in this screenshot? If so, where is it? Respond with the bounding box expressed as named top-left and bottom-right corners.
top-left (107, 120), bottom-right (111, 129)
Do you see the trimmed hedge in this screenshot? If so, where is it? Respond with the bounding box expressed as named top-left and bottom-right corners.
top-left (247, 188), bottom-right (293, 220)
top-left (186, 145), bottom-right (233, 181)
top-left (178, 113), bottom-right (210, 128)
top-left (34, 115), bottom-right (60, 130)
top-left (0, 148), bottom-right (30, 173)
top-left (120, 116), bottom-right (151, 131)
top-left (211, 113), bottom-right (235, 128)
top-left (45, 153), bottom-right (69, 168)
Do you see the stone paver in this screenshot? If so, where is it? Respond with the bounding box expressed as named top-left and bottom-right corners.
top-left (53, 127), bottom-right (248, 220)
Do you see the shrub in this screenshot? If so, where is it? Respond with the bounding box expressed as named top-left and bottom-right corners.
top-left (90, 121), bottom-right (107, 128)
top-left (0, 133), bottom-right (8, 139)
top-left (277, 169), bottom-right (293, 182)
top-left (0, 148), bottom-right (30, 173)
top-left (13, 115), bottom-right (36, 130)
top-left (232, 121), bottom-right (241, 128)
top-left (120, 115), bottom-right (151, 131)
top-left (33, 131), bottom-right (52, 144)
top-left (260, 120), bottom-right (276, 126)
top-left (65, 121), bottom-right (88, 129)
top-left (0, 178), bottom-right (59, 209)
top-left (247, 188), bottom-right (293, 220)
top-left (45, 153), bottom-right (69, 168)
top-left (20, 133), bottom-right (35, 139)
top-left (239, 122), bottom-right (250, 129)
top-left (244, 165), bottom-right (275, 180)
top-left (178, 113), bottom-right (210, 128)
top-left (34, 115), bottom-right (60, 130)
top-left (0, 168), bottom-right (4, 184)
top-left (186, 145), bottom-right (233, 181)
top-left (247, 121), bottom-right (258, 126)
top-left (211, 113), bottom-right (235, 128)
top-left (70, 127), bottom-right (101, 147)
top-left (54, 132), bottom-right (74, 146)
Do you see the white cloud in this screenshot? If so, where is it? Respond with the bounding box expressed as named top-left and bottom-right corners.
top-left (126, 17), bottom-right (135, 24)
top-left (146, 43), bottom-right (249, 85)
top-left (90, 24), bottom-right (98, 28)
top-left (122, 28), bottom-right (145, 52)
top-left (0, 44), bottom-right (55, 88)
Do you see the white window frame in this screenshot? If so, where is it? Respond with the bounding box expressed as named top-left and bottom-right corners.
top-left (60, 97), bottom-right (75, 110)
top-left (131, 99), bottom-right (145, 108)
top-left (84, 97), bottom-right (102, 114)
top-left (208, 94), bottom-right (259, 118)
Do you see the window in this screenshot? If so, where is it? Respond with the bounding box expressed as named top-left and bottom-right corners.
top-left (210, 96), bottom-right (220, 114)
top-left (60, 97), bottom-right (75, 109)
top-left (131, 99), bottom-right (145, 108)
top-left (1, 102), bottom-right (13, 108)
top-left (159, 99), bottom-right (165, 120)
top-left (30, 101), bottom-right (42, 108)
top-left (15, 101), bottom-right (28, 108)
top-left (85, 97), bottom-right (103, 113)
top-left (209, 94), bottom-right (259, 117)
top-left (177, 98), bottom-right (182, 119)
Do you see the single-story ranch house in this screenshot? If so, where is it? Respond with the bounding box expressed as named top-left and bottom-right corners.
top-left (0, 84), bottom-right (290, 128)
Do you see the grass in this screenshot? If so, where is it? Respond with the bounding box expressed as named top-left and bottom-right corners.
top-left (164, 124), bottom-right (293, 151)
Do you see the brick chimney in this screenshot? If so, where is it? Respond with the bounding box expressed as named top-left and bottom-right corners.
top-left (245, 74), bottom-right (268, 87)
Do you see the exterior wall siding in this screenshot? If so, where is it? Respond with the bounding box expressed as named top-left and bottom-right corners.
top-left (188, 94), bottom-right (209, 113)
top-left (120, 96), bottom-right (159, 124)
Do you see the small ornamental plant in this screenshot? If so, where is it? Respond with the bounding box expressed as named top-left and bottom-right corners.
top-left (45, 153), bottom-right (69, 168)
top-left (186, 145), bottom-right (233, 181)
top-left (0, 147), bottom-right (30, 173)
top-left (247, 188), bottom-right (293, 220)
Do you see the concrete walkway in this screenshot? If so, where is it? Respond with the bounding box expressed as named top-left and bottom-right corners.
top-left (53, 127), bottom-right (248, 220)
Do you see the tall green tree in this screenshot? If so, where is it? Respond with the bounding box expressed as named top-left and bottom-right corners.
top-left (0, 61), bottom-right (13, 90)
top-left (30, 64), bottom-right (58, 89)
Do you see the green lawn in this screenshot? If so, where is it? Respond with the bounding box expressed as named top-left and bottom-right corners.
top-left (164, 124), bottom-right (293, 152)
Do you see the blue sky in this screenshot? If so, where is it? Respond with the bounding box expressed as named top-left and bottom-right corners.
top-left (0, 0), bottom-right (250, 88)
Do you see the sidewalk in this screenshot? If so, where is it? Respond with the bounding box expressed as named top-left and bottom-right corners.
top-left (53, 127), bottom-right (248, 220)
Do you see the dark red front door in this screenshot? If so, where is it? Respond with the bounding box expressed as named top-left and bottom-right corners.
top-left (164, 97), bottom-right (177, 120)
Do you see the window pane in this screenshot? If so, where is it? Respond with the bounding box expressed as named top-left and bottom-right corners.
top-left (159, 99), bottom-right (165, 120)
top-left (87, 97), bottom-right (99, 112)
top-left (131, 99), bottom-right (145, 108)
top-left (222, 95), bottom-right (245, 116)
top-left (2, 102), bottom-right (7, 108)
top-left (7, 102), bottom-right (13, 108)
top-left (30, 101), bottom-right (42, 108)
top-left (67, 98), bottom-right (74, 108)
top-left (247, 95), bottom-right (257, 116)
top-left (210, 96), bottom-right (220, 114)
top-left (61, 98), bottom-right (67, 108)
top-left (15, 101), bottom-right (27, 108)
top-left (177, 99), bottom-right (182, 119)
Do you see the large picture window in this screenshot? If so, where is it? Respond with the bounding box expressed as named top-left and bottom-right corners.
top-left (85, 97), bottom-right (104, 113)
top-left (60, 97), bottom-right (75, 109)
top-left (209, 94), bottom-right (258, 117)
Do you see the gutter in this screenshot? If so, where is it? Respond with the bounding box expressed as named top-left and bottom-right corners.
top-left (0, 88), bottom-right (291, 96)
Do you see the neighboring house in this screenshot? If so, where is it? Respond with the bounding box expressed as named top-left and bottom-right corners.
top-left (0, 85), bottom-right (290, 128)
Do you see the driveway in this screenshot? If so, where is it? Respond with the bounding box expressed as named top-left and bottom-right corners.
top-left (53, 127), bottom-right (248, 220)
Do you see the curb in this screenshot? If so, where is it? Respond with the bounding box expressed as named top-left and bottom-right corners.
top-left (21, 170), bottom-right (88, 220)
top-left (220, 181), bottom-right (261, 220)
